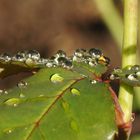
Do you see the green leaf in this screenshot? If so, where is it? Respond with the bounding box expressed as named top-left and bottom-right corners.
top-left (110, 65), bottom-right (140, 86)
top-left (0, 67), bottom-right (117, 140)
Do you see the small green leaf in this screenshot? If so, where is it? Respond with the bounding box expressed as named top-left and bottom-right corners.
top-left (0, 67), bottom-right (117, 140)
top-left (110, 65), bottom-right (140, 86)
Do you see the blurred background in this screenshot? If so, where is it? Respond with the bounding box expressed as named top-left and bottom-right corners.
top-left (0, 0), bottom-right (139, 139)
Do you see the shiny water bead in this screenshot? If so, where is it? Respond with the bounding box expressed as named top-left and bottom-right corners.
top-left (12, 54), bottom-right (26, 62)
top-left (136, 71), bottom-right (140, 77)
top-left (37, 58), bottom-right (48, 65)
top-left (73, 49), bottom-right (87, 62)
top-left (57, 57), bottom-right (67, 65)
top-left (74, 49), bottom-right (86, 58)
top-left (89, 48), bottom-right (103, 58)
top-left (63, 60), bottom-right (73, 69)
top-left (90, 80), bottom-right (97, 84)
top-left (26, 50), bottom-right (40, 61)
top-left (131, 65), bottom-right (140, 71)
top-left (110, 74), bottom-right (120, 80)
top-left (55, 50), bottom-right (66, 58)
top-left (46, 60), bottom-right (55, 68)
top-left (17, 81), bottom-right (28, 89)
top-left (0, 53), bottom-right (11, 62)
top-left (83, 55), bottom-right (92, 63)
top-left (113, 68), bottom-right (122, 73)
top-left (126, 74), bottom-right (138, 81)
top-left (88, 60), bottom-right (97, 67)
top-left (103, 56), bottom-right (110, 66)
top-left (97, 56), bottom-right (110, 66)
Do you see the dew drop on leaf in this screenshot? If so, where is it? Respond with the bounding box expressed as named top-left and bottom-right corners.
top-left (19, 93), bottom-right (25, 98)
top-left (12, 54), bottom-right (26, 62)
top-left (4, 90), bottom-right (8, 94)
top-left (4, 98), bottom-right (21, 107)
top-left (90, 80), bottom-right (97, 84)
top-left (70, 120), bottom-right (79, 132)
top-left (70, 88), bottom-right (80, 96)
top-left (26, 50), bottom-right (40, 61)
top-left (89, 48), bottom-right (102, 58)
top-left (50, 74), bottom-right (64, 83)
top-left (0, 53), bottom-right (11, 63)
top-left (61, 100), bottom-right (70, 112)
top-left (17, 81), bottom-right (28, 89)
top-left (136, 71), bottom-right (140, 77)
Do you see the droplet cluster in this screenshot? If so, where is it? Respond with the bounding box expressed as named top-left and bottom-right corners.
top-left (110, 65), bottom-right (140, 86)
top-left (0, 48), bottom-right (110, 69)
top-left (72, 48), bottom-right (110, 67)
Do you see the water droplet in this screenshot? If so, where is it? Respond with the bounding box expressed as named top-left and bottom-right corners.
top-left (12, 54), bottom-right (26, 62)
top-left (90, 80), bottom-right (97, 84)
top-left (110, 74), bottom-right (120, 80)
top-left (4, 98), bottom-right (21, 107)
top-left (55, 50), bottom-right (66, 58)
top-left (131, 65), bottom-right (140, 71)
top-left (131, 113), bottom-right (135, 122)
top-left (50, 74), bottom-right (64, 83)
top-left (74, 49), bottom-right (86, 58)
top-left (70, 120), bottom-right (79, 132)
top-left (98, 56), bottom-right (110, 66)
top-left (19, 93), bottom-right (25, 98)
top-left (0, 89), bottom-right (8, 95)
top-left (113, 68), bottom-right (122, 73)
top-left (38, 58), bottom-right (48, 65)
top-left (89, 61), bottom-right (96, 67)
top-left (126, 74), bottom-right (138, 81)
top-left (0, 53), bottom-right (11, 62)
top-left (70, 88), bottom-right (80, 96)
top-left (62, 100), bottom-right (69, 112)
top-left (4, 129), bottom-right (13, 134)
top-left (46, 60), bottom-right (54, 68)
top-left (17, 81), bottom-right (28, 89)
top-left (63, 60), bottom-right (73, 69)
top-left (89, 48), bottom-right (102, 58)
top-left (57, 57), bottom-right (67, 65)
top-left (4, 90), bottom-right (8, 94)
top-left (39, 94), bottom-right (44, 97)
top-left (26, 50), bottom-right (40, 61)
top-left (136, 71), bottom-right (140, 77)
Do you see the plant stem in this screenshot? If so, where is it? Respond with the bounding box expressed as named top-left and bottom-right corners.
top-left (119, 0), bottom-right (138, 123)
top-left (94, 0), bottom-right (123, 49)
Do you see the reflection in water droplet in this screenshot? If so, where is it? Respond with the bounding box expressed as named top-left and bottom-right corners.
top-left (70, 120), bottom-right (79, 132)
top-left (26, 50), bottom-right (40, 61)
top-left (4, 90), bottom-right (8, 94)
top-left (0, 53), bottom-right (11, 62)
top-left (39, 94), bottom-right (44, 97)
top-left (3, 128), bottom-right (14, 134)
top-left (19, 93), bottom-right (25, 98)
top-left (17, 81), bottom-right (28, 89)
top-left (62, 100), bottom-right (69, 112)
top-left (136, 71), bottom-right (140, 77)
top-left (50, 74), bottom-right (64, 83)
top-left (90, 80), bottom-right (97, 84)
top-left (0, 89), bottom-right (8, 95)
top-left (4, 98), bottom-right (21, 107)
top-left (70, 88), bottom-right (80, 96)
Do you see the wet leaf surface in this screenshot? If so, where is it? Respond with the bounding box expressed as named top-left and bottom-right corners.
top-left (0, 67), bottom-right (117, 140)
